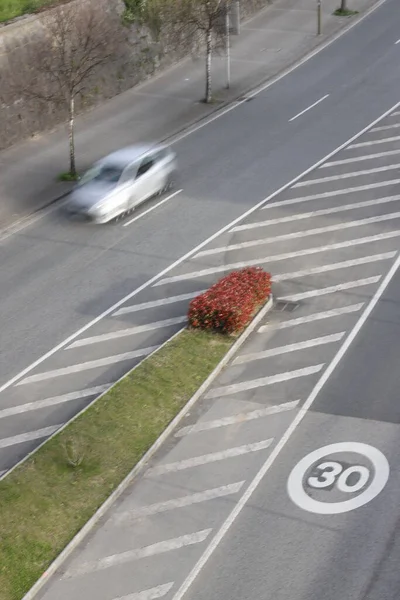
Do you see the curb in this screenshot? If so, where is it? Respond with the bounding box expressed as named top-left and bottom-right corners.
top-left (21, 294), bottom-right (274, 600)
top-left (0, 0), bottom-right (385, 239)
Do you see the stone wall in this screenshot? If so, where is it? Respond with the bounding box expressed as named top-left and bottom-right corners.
top-left (0, 0), bottom-right (271, 152)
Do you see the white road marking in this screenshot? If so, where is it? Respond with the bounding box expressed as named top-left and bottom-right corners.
top-left (280, 276), bottom-right (381, 302)
top-left (275, 252), bottom-right (396, 282)
top-left (293, 163), bottom-right (400, 187)
top-left (237, 195), bottom-right (400, 230)
top-left (234, 333), bottom-right (345, 365)
top-left (288, 94), bottom-right (329, 122)
top-left (348, 135), bottom-right (400, 148)
top-left (200, 213), bottom-right (400, 255)
top-left (64, 530), bottom-right (212, 579)
top-left (157, 245), bottom-right (396, 287)
top-left (176, 400), bottom-right (300, 437)
top-left (147, 439), bottom-right (274, 477)
top-left (261, 179), bottom-right (400, 209)
top-left (112, 583), bottom-right (174, 600)
top-left (0, 425), bottom-right (61, 449)
top-left (395, 39), bottom-right (400, 44)
top-left (113, 482), bottom-right (245, 523)
top-left (113, 291), bottom-right (206, 316)
top-left (0, 385), bottom-right (112, 419)
top-left (1, 100), bottom-right (399, 395)
top-left (259, 303), bottom-right (364, 331)
top-left (321, 149), bottom-right (400, 167)
top-left (17, 347), bottom-right (158, 385)
top-left (392, 111), bottom-right (400, 115)
top-left (371, 123), bottom-right (400, 132)
top-left (68, 317), bottom-right (187, 348)
top-left (123, 190), bottom-right (182, 227)
top-left (171, 235), bottom-right (400, 600)
top-left (206, 365), bottom-right (324, 399)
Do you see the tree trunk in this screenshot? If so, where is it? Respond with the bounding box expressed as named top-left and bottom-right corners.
top-left (205, 28), bottom-right (212, 103)
top-left (340, 0), bottom-right (347, 10)
top-left (68, 96), bottom-right (76, 177)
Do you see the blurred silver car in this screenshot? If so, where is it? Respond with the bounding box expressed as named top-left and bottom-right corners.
top-left (67, 144), bottom-right (177, 223)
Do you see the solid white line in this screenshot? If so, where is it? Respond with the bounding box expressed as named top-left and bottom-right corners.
top-left (176, 400), bottom-right (300, 437)
top-left (171, 236), bottom-right (400, 600)
top-left (206, 365), bottom-right (324, 399)
top-left (199, 213), bottom-right (400, 255)
top-left (17, 347), bottom-right (158, 385)
top-left (371, 123), bottom-right (400, 132)
top-left (348, 135), bottom-right (400, 148)
top-left (321, 149), bottom-right (400, 167)
top-left (113, 291), bottom-right (206, 316)
top-left (261, 180), bottom-right (400, 209)
top-left (113, 482), bottom-right (245, 523)
top-left (234, 333), bottom-right (345, 365)
top-left (280, 276), bottom-right (381, 302)
top-left (0, 425), bottom-right (61, 449)
top-left (293, 163), bottom-right (400, 187)
top-left (123, 190), bottom-right (182, 227)
top-left (2, 99), bottom-right (399, 396)
top-left (236, 195), bottom-right (400, 230)
top-left (147, 439), bottom-right (274, 476)
top-left (0, 385), bottom-right (112, 419)
top-left (259, 303), bottom-right (364, 331)
top-left (289, 94), bottom-right (329, 122)
top-left (156, 244), bottom-right (397, 287)
top-left (113, 583), bottom-right (174, 600)
top-left (274, 252), bottom-right (396, 282)
top-left (68, 317), bottom-right (187, 348)
top-left (64, 530), bottom-right (212, 579)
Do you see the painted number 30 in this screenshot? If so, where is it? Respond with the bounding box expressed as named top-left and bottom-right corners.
top-left (308, 461), bottom-right (370, 493)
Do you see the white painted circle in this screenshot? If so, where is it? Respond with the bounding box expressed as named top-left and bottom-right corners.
top-left (287, 442), bottom-right (389, 515)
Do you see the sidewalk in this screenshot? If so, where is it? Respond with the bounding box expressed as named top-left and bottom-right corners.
top-left (0, 0), bottom-right (377, 230)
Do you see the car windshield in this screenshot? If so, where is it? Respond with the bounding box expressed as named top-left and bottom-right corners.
top-left (79, 163), bottom-right (124, 186)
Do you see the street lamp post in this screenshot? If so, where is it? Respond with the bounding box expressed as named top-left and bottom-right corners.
top-left (317, 0), bottom-right (322, 35)
top-left (225, 2), bottom-right (231, 89)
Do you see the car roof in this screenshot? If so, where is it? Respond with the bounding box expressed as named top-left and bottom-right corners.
top-left (98, 144), bottom-right (165, 168)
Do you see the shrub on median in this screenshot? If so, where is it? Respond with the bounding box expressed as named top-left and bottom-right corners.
top-left (188, 267), bottom-right (272, 334)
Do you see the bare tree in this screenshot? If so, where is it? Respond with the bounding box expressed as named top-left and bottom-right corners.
top-left (162, 0), bottom-right (228, 103)
top-left (5, 0), bottom-right (126, 178)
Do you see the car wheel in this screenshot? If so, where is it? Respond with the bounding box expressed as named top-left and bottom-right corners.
top-left (164, 171), bottom-right (177, 192)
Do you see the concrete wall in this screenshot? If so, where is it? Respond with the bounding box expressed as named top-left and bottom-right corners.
top-left (0, 0), bottom-right (271, 151)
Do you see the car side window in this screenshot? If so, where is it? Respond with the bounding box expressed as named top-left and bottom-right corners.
top-left (136, 156), bottom-right (154, 178)
top-left (121, 164), bottom-right (137, 183)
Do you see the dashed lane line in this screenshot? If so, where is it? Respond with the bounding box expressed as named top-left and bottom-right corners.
top-left (113, 482), bottom-right (245, 523)
top-left (293, 163), bottom-right (400, 187)
top-left (197, 215), bottom-right (400, 256)
top-left (233, 332), bottom-right (345, 365)
top-left (17, 347), bottom-right (159, 385)
top-left (259, 303), bottom-right (364, 332)
top-left (68, 317), bottom-right (187, 349)
top-left (112, 583), bottom-right (174, 600)
top-left (113, 291), bottom-right (206, 316)
top-left (175, 401), bottom-right (300, 438)
top-left (146, 439), bottom-right (274, 477)
top-left (288, 94), bottom-right (329, 122)
top-left (155, 248), bottom-right (396, 287)
top-left (63, 530), bottom-right (212, 579)
top-left (0, 425), bottom-right (61, 449)
top-left (260, 180), bottom-right (400, 209)
top-left (280, 276), bottom-right (381, 302)
top-left (348, 135), bottom-right (400, 148)
top-left (321, 149), bottom-right (400, 167)
top-left (206, 365), bottom-right (324, 399)
top-left (230, 195), bottom-right (400, 233)
top-left (0, 385), bottom-right (112, 419)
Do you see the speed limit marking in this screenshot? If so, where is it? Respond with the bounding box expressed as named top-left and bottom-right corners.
top-left (287, 442), bottom-right (389, 515)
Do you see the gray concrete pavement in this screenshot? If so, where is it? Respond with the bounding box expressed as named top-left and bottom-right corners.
top-left (0, 0), bottom-right (377, 229)
top-left (1, 0), bottom-right (400, 477)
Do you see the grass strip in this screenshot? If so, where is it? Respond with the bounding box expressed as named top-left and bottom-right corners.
top-left (0, 0), bottom-right (71, 23)
top-left (0, 329), bottom-right (232, 600)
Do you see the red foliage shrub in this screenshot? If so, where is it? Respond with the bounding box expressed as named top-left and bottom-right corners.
top-left (188, 267), bottom-right (272, 334)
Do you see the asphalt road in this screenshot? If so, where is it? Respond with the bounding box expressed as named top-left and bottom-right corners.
top-left (0, 0), bottom-right (399, 476)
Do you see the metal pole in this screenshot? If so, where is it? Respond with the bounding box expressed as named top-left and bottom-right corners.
top-left (226, 3), bottom-right (231, 89)
top-left (317, 0), bottom-right (322, 35)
